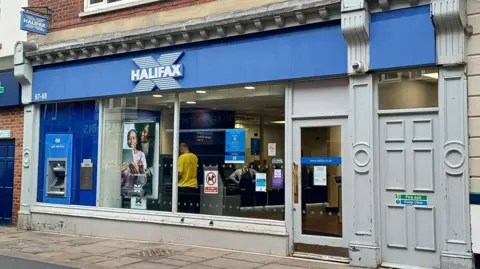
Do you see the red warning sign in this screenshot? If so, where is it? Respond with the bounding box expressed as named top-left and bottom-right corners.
top-left (204, 170), bottom-right (218, 194)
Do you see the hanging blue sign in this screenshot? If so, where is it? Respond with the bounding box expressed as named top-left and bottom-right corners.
top-left (225, 129), bottom-right (245, 164)
top-left (301, 157), bottom-right (341, 165)
top-left (250, 138), bottom-right (260, 155)
top-left (20, 11), bottom-right (49, 35)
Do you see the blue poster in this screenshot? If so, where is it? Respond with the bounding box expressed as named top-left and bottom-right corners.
top-left (225, 129), bottom-right (245, 164)
top-left (250, 138), bottom-right (260, 155)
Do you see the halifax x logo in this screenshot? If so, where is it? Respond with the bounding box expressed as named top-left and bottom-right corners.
top-left (132, 51), bottom-right (183, 92)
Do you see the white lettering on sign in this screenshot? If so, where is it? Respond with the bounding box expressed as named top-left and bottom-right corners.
top-left (131, 52), bottom-right (184, 92)
top-left (131, 65), bottom-right (183, 81)
top-left (34, 93), bottom-right (48, 101)
top-left (23, 17), bottom-right (46, 29)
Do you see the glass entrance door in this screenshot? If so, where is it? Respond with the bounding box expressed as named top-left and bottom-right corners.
top-left (292, 118), bottom-right (350, 259)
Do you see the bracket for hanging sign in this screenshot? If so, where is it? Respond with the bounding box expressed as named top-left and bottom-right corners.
top-left (20, 6), bottom-right (52, 36)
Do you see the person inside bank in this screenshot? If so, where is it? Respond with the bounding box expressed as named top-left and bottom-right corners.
top-left (178, 143), bottom-right (199, 213)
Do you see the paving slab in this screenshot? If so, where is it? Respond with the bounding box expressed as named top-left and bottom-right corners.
top-left (152, 257), bottom-right (192, 267)
top-left (278, 258), bottom-right (334, 268)
top-left (94, 256), bottom-right (143, 268)
top-left (224, 252), bottom-right (280, 264)
top-left (168, 254), bottom-right (208, 263)
top-left (178, 264), bottom-right (218, 269)
top-left (105, 248), bottom-right (141, 257)
top-left (65, 237), bottom-right (104, 246)
top-left (35, 251), bottom-right (66, 258)
top-left (201, 257), bottom-right (263, 269)
top-left (182, 248), bottom-right (231, 259)
top-left (257, 264), bottom-right (309, 269)
top-left (64, 244), bottom-right (118, 254)
top-left (122, 261), bottom-right (177, 269)
top-left (49, 252), bottom-right (92, 261)
top-left (96, 240), bottom-right (145, 249)
top-left (76, 255), bottom-right (114, 264)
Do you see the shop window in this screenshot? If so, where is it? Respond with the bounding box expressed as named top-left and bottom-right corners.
top-left (99, 95), bottom-right (174, 212)
top-left (378, 69), bottom-right (438, 110)
top-left (177, 85), bottom-right (286, 220)
top-left (97, 84), bottom-right (286, 221)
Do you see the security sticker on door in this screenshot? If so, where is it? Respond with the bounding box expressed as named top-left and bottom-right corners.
top-left (395, 194), bottom-right (428, 206)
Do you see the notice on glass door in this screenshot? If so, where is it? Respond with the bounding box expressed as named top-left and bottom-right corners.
top-left (256, 173), bottom-right (267, 192)
top-left (313, 165), bottom-right (327, 186)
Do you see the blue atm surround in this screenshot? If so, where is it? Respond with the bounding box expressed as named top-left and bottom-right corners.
top-left (43, 133), bottom-right (74, 204)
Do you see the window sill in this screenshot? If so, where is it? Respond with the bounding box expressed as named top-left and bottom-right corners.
top-left (80, 0), bottom-right (165, 17)
top-left (30, 202), bottom-right (288, 236)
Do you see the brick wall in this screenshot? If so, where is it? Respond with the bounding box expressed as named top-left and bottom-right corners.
top-left (29, 0), bottom-right (287, 45)
top-left (28, 0), bottom-right (214, 32)
top-left (0, 107), bottom-right (24, 224)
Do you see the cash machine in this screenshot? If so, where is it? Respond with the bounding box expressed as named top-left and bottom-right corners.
top-left (43, 133), bottom-right (73, 204)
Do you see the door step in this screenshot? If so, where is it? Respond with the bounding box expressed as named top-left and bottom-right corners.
top-left (293, 252), bottom-right (350, 264)
top-left (381, 262), bottom-right (434, 269)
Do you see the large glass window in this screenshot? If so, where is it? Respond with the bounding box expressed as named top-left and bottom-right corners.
top-left (97, 84), bottom-right (286, 221)
top-left (378, 69), bottom-right (438, 110)
top-left (176, 85), bottom-right (285, 220)
top-left (98, 95), bottom-right (175, 212)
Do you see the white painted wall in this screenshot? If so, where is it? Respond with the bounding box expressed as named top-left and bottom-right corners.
top-left (472, 205), bottom-right (480, 254)
top-left (0, 0), bottom-right (27, 59)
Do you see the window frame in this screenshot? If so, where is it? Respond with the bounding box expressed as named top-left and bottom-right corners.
top-left (83, 0), bottom-right (162, 15)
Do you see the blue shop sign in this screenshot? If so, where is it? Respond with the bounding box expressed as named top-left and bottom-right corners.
top-left (20, 11), bottom-right (49, 35)
top-left (301, 157), bottom-right (341, 165)
top-left (225, 129), bottom-right (246, 164)
top-left (33, 23), bottom-right (348, 102)
top-left (0, 72), bottom-right (21, 107)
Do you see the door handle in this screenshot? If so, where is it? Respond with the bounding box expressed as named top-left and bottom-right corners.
top-left (293, 163), bottom-right (299, 204)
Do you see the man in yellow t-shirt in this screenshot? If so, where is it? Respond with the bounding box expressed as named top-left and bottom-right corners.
top-left (178, 143), bottom-right (199, 213)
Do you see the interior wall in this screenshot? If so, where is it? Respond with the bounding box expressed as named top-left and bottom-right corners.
top-left (378, 80), bottom-right (438, 110)
top-left (160, 108), bottom-right (173, 155)
top-left (236, 123), bottom-right (285, 164)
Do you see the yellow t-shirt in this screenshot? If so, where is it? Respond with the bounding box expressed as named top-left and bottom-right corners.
top-left (178, 152), bottom-right (198, 188)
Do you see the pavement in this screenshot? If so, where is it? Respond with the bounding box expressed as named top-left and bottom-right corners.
top-left (0, 226), bottom-right (355, 269)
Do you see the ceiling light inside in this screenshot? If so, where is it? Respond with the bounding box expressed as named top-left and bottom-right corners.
top-left (244, 86), bottom-right (255, 90)
top-left (186, 101), bottom-right (196, 104)
top-left (153, 94), bottom-right (163, 98)
top-left (423, 73), bottom-right (438, 80)
top-left (196, 90), bottom-right (207, 94)
top-left (271, 120), bottom-right (285, 124)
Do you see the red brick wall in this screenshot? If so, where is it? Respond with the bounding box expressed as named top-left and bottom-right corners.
top-left (28, 0), bottom-right (215, 32)
top-left (0, 108), bottom-right (24, 225)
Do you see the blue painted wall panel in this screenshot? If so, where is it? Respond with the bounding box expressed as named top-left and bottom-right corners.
top-left (0, 72), bottom-right (21, 107)
top-left (32, 22), bottom-right (347, 102)
top-left (370, 5), bottom-right (436, 70)
top-left (37, 101), bottom-right (99, 206)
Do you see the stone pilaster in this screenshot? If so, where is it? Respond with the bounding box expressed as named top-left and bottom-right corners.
top-left (341, 1), bottom-right (378, 267)
top-left (14, 41), bottom-right (39, 230)
top-left (432, 1), bottom-right (473, 267)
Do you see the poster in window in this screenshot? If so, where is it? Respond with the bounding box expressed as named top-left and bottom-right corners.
top-left (121, 121), bottom-right (159, 201)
